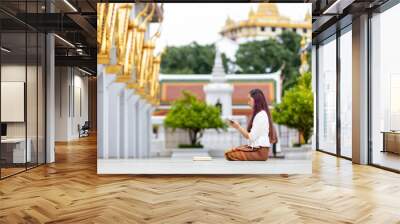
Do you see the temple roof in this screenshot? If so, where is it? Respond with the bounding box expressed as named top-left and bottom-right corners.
top-left (221, 3), bottom-right (311, 34)
top-left (158, 71), bottom-right (281, 107)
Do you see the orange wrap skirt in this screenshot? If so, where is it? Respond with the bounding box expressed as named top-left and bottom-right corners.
top-left (224, 145), bottom-right (269, 161)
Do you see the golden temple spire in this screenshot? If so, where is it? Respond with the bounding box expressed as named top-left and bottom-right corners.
top-left (305, 11), bottom-right (311, 21)
top-left (299, 35), bottom-right (309, 74)
top-left (256, 3), bottom-right (279, 17)
top-left (225, 16), bottom-right (234, 26)
top-left (301, 35), bottom-right (307, 48)
top-left (248, 7), bottom-right (255, 19)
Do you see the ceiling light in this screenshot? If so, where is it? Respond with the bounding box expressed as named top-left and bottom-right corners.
top-left (323, 0), bottom-right (355, 15)
top-left (1, 47), bottom-right (11, 53)
top-left (78, 67), bottom-right (93, 76)
top-left (54, 34), bottom-right (75, 48)
top-left (63, 0), bottom-right (78, 12)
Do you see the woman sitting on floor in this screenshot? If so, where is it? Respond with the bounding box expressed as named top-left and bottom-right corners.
top-left (225, 88), bottom-right (277, 161)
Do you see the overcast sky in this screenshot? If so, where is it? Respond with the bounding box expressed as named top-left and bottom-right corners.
top-left (150, 3), bottom-right (311, 54)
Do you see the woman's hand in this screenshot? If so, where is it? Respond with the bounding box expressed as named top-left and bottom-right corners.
top-left (229, 120), bottom-right (250, 139)
top-left (228, 120), bottom-right (241, 129)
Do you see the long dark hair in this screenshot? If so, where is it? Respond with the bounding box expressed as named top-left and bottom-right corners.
top-left (247, 88), bottom-right (278, 144)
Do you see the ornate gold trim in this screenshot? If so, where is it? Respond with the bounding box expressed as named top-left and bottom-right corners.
top-left (115, 75), bottom-right (131, 83)
top-left (97, 54), bottom-right (110, 65)
top-left (105, 65), bottom-right (122, 75)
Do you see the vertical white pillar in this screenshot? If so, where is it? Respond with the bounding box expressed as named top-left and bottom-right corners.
top-left (120, 87), bottom-right (135, 159)
top-left (144, 104), bottom-right (151, 158)
top-left (119, 88), bottom-right (126, 159)
top-left (137, 99), bottom-right (147, 158)
top-left (148, 106), bottom-right (155, 157)
top-left (134, 94), bottom-right (140, 158)
top-left (127, 92), bottom-right (140, 158)
top-left (352, 14), bottom-right (369, 164)
top-left (274, 74), bottom-right (282, 104)
top-left (312, 45), bottom-right (317, 150)
top-left (119, 88), bottom-right (130, 159)
top-left (97, 65), bottom-right (106, 159)
top-left (107, 81), bottom-right (124, 158)
top-left (46, 30), bottom-right (55, 163)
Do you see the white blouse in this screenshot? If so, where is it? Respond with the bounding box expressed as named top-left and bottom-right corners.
top-left (248, 110), bottom-right (271, 148)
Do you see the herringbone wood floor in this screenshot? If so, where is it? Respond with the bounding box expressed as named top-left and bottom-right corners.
top-left (1, 135), bottom-right (400, 224)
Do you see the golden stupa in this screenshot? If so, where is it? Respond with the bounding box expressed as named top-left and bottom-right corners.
top-left (220, 3), bottom-right (311, 42)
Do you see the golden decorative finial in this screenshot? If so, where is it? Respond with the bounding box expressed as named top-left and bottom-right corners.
top-left (299, 36), bottom-right (309, 74)
top-left (97, 3), bottom-right (117, 64)
top-left (115, 4), bottom-right (133, 68)
top-left (305, 11), bottom-right (311, 21)
top-left (248, 7), bottom-right (255, 19)
top-left (225, 16), bottom-right (234, 26)
top-left (301, 35), bottom-right (306, 48)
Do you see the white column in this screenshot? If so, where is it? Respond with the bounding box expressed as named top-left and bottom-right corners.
top-left (127, 92), bottom-right (140, 158)
top-left (273, 73), bottom-right (282, 104)
top-left (46, 31), bottom-right (55, 163)
top-left (97, 68), bottom-right (117, 159)
top-left (119, 87), bottom-right (127, 159)
top-left (137, 99), bottom-right (148, 158)
top-left (352, 14), bottom-right (369, 164)
top-left (148, 106), bottom-right (155, 157)
top-left (144, 104), bottom-right (153, 158)
top-left (120, 87), bottom-right (136, 159)
top-left (137, 99), bottom-right (143, 158)
top-left (134, 97), bottom-right (140, 158)
top-left (97, 65), bottom-right (106, 159)
top-left (107, 81), bottom-right (124, 158)
top-left (312, 45), bottom-right (317, 150)
top-left (55, 67), bottom-right (74, 141)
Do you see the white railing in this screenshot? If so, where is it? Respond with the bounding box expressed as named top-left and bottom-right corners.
top-left (151, 115), bottom-right (297, 157)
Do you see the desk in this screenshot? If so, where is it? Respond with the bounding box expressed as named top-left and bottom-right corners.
top-left (1, 138), bottom-right (31, 163)
top-left (381, 131), bottom-right (400, 155)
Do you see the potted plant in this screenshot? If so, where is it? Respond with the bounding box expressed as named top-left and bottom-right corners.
top-left (164, 91), bottom-right (227, 149)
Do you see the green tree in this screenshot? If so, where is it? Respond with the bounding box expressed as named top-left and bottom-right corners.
top-left (279, 30), bottom-right (301, 55)
top-left (234, 31), bottom-right (303, 92)
top-left (160, 31), bottom-right (307, 93)
top-left (235, 38), bottom-right (286, 74)
top-left (272, 72), bottom-right (314, 145)
top-left (160, 42), bottom-right (216, 74)
top-left (278, 31), bottom-right (302, 91)
top-left (164, 91), bottom-right (227, 146)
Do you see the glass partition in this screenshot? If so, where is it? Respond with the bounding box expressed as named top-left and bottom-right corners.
top-left (1, 30), bottom-right (28, 177)
top-left (0, 1), bottom-right (46, 179)
top-left (317, 35), bottom-right (337, 154)
top-left (371, 4), bottom-right (400, 171)
top-left (339, 27), bottom-right (352, 158)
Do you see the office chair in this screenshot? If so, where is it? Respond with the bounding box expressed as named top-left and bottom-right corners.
top-left (78, 121), bottom-right (90, 138)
